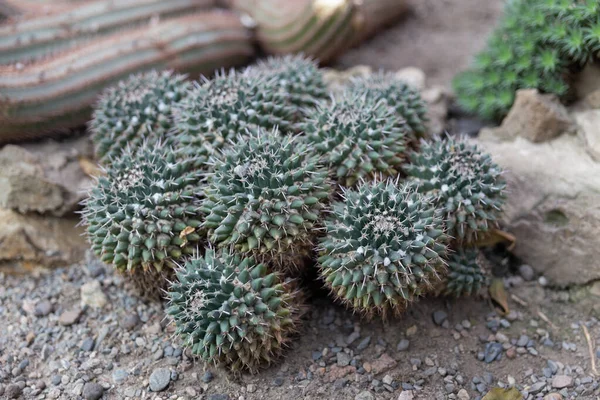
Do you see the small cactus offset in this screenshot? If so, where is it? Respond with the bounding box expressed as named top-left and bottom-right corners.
top-left (404, 137), bottom-right (506, 243)
top-left (81, 142), bottom-right (205, 277)
top-left (348, 71), bottom-right (429, 141)
top-left (443, 248), bottom-right (488, 297)
top-left (454, 0), bottom-right (600, 120)
top-left (201, 128), bottom-right (331, 269)
top-left (173, 70), bottom-right (296, 160)
top-left (303, 92), bottom-right (409, 187)
top-left (167, 249), bottom-right (302, 373)
top-left (90, 70), bottom-right (191, 166)
top-left (245, 54), bottom-right (328, 126)
top-left (318, 179), bottom-right (449, 317)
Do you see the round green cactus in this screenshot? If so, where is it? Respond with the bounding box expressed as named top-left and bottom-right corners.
top-left (90, 70), bottom-right (190, 165)
top-left (167, 249), bottom-right (301, 373)
top-left (348, 71), bottom-right (429, 140)
top-left (454, 0), bottom-right (600, 120)
top-left (303, 92), bottom-right (409, 187)
top-left (318, 179), bottom-right (448, 317)
top-left (81, 142), bottom-right (204, 275)
top-left (404, 137), bottom-right (506, 243)
top-left (246, 54), bottom-right (328, 122)
top-left (173, 69), bottom-right (297, 161)
top-left (443, 248), bottom-right (488, 297)
top-left (201, 127), bottom-right (331, 269)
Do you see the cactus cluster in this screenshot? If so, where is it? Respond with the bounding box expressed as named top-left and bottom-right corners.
top-left (454, 0), bottom-right (600, 120)
top-left (82, 54), bottom-right (507, 373)
top-left (442, 248), bottom-right (488, 298)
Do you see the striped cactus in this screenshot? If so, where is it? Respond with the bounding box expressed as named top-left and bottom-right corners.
top-left (0, 0), bottom-right (217, 64)
top-left (0, 10), bottom-right (254, 142)
top-left (229, 0), bottom-right (408, 63)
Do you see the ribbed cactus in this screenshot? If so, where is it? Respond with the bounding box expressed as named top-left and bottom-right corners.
top-left (173, 69), bottom-right (296, 162)
top-left (245, 54), bottom-right (328, 126)
top-left (404, 137), bottom-right (506, 243)
top-left (81, 142), bottom-right (205, 277)
top-left (229, 0), bottom-right (408, 63)
top-left (0, 11), bottom-right (254, 143)
top-left (90, 70), bottom-right (191, 166)
top-left (0, 0), bottom-right (216, 64)
top-left (348, 71), bottom-right (429, 141)
top-left (443, 248), bottom-right (488, 297)
top-left (318, 179), bottom-right (448, 317)
top-left (201, 128), bottom-right (331, 270)
top-left (303, 91), bottom-right (409, 187)
top-left (167, 249), bottom-right (302, 373)
top-left (454, 0), bottom-right (600, 120)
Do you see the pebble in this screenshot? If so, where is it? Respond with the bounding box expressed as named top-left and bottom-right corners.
top-left (149, 368), bottom-right (171, 392)
top-left (312, 351), bottom-right (322, 361)
top-left (347, 332), bottom-right (361, 346)
top-left (356, 336), bottom-right (371, 351)
top-left (397, 339), bottom-right (410, 351)
top-left (273, 377), bottom-right (284, 386)
top-left (51, 375), bottom-right (62, 386)
top-left (59, 308), bottom-right (82, 326)
top-left (337, 352), bottom-right (351, 367)
top-left (406, 326), bottom-right (417, 336)
top-left (552, 375), bottom-right (573, 389)
top-left (208, 395), bottom-right (230, 400)
top-left (112, 369), bottom-right (129, 384)
top-left (530, 381), bottom-right (546, 393)
top-left (5, 384), bottom-right (22, 399)
top-left (433, 310), bottom-right (448, 326)
top-left (82, 382), bottom-right (104, 400)
top-left (80, 280), bottom-right (108, 308)
top-left (544, 394), bottom-right (563, 400)
top-left (81, 337), bottom-right (95, 352)
top-left (457, 388), bottom-right (470, 400)
top-left (34, 300), bottom-right (52, 317)
top-left (519, 264), bottom-right (535, 281)
top-left (547, 360), bottom-right (559, 374)
top-left (517, 335), bottom-right (529, 347)
top-left (398, 390), bottom-right (415, 400)
top-left (484, 343), bottom-right (503, 363)
top-left (355, 391), bottom-right (375, 400)
top-left (202, 371), bottom-right (214, 383)
top-left (120, 314), bottom-right (140, 330)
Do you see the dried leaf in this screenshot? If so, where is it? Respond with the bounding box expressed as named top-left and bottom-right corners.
top-left (179, 226), bottom-right (196, 247)
top-left (489, 278), bottom-right (509, 316)
top-left (79, 157), bottom-right (104, 177)
top-left (473, 229), bottom-right (516, 251)
top-left (482, 387), bottom-right (523, 400)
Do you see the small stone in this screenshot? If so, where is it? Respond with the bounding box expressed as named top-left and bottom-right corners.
top-left (80, 280), bottom-right (108, 308)
top-left (495, 333), bottom-right (509, 343)
top-left (544, 394), bottom-right (563, 400)
top-left (355, 390), bottom-right (375, 400)
top-left (547, 360), bottom-right (559, 374)
top-left (120, 314), bottom-right (140, 330)
top-left (112, 369), bottom-right (128, 384)
top-left (519, 265), bottom-right (535, 281)
top-left (382, 375), bottom-right (393, 385)
top-left (397, 390), bottom-right (415, 400)
top-left (185, 387), bottom-right (197, 397)
top-left (356, 336), bottom-right (371, 351)
top-left (347, 332), bottom-right (361, 346)
top-left (82, 382), bottom-right (104, 400)
top-left (337, 352), bottom-right (351, 367)
top-left (406, 325), bottom-right (417, 336)
top-left (149, 368), bottom-right (171, 392)
top-left (506, 348), bottom-right (516, 359)
top-left (484, 343), bottom-right (503, 363)
top-left (312, 351), bottom-right (322, 361)
top-left (202, 371), bottom-right (214, 383)
top-left (273, 377), bottom-right (284, 386)
top-left (517, 335), bottom-right (529, 347)
top-left (59, 308), bottom-right (82, 326)
top-left (370, 353), bottom-right (397, 374)
top-left (51, 375), bottom-right (61, 386)
top-left (81, 337), bottom-right (95, 352)
top-left (208, 395), bottom-right (229, 400)
top-left (530, 381), bottom-right (546, 393)
top-left (539, 276), bottom-right (548, 286)
top-left (5, 384), bottom-right (21, 399)
top-left (457, 388), bottom-right (470, 400)
top-left (397, 339), bottom-right (410, 352)
top-left (552, 375), bottom-right (573, 389)
top-left (34, 300), bottom-right (52, 317)
top-left (247, 384), bottom-right (256, 393)
top-left (394, 67), bottom-right (426, 91)
top-left (433, 310), bottom-right (448, 326)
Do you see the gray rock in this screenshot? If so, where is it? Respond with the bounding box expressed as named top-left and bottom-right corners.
top-left (149, 368), bottom-right (171, 392)
top-left (519, 265), bottom-right (535, 281)
top-left (478, 134), bottom-right (600, 285)
top-left (484, 343), bottom-right (503, 363)
top-left (517, 335), bottom-right (530, 347)
top-left (397, 339), bottom-right (410, 351)
top-left (202, 371), bottom-right (214, 383)
top-left (34, 300), bottom-right (52, 317)
top-left (82, 383), bottom-right (104, 400)
top-left (530, 381), bottom-right (546, 393)
top-left (208, 395), bottom-right (230, 400)
top-left (120, 314), bottom-right (140, 330)
top-left (112, 369), bottom-right (128, 384)
top-left (81, 338), bottom-right (95, 352)
top-left (346, 332), bottom-right (360, 346)
top-left (337, 352), bottom-right (351, 367)
top-left (5, 384), bottom-right (21, 399)
top-left (432, 310), bottom-right (448, 326)
top-left (356, 336), bottom-right (371, 351)
top-left (51, 375), bottom-right (61, 386)
top-left (355, 390), bottom-right (375, 400)
top-left (59, 308), bottom-right (82, 326)
top-left (552, 375), bottom-right (573, 389)
top-left (80, 281), bottom-right (107, 309)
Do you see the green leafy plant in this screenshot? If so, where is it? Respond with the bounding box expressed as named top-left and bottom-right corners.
top-left (90, 70), bottom-right (190, 166)
top-left (201, 127), bottom-right (331, 269)
top-left (318, 179), bottom-right (448, 317)
top-left (454, 0), bottom-right (600, 120)
top-left (404, 137), bottom-right (506, 243)
top-left (167, 249), bottom-right (302, 373)
top-left (303, 91), bottom-right (409, 187)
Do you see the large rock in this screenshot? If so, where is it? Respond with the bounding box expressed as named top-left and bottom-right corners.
top-left (480, 89), bottom-right (574, 143)
top-left (477, 134), bottom-right (600, 285)
top-left (0, 208), bottom-right (88, 274)
top-left (0, 135), bottom-right (94, 216)
top-left (573, 109), bottom-right (600, 161)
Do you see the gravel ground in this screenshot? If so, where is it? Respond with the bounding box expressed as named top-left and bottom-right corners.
top-left (1, 251), bottom-right (599, 400)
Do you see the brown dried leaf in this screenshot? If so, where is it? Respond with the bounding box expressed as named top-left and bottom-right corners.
top-left (179, 226), bottom-right (196, 247)
top-left (473, 229), bottom-right (516, 251)
top-left (489, 278), bottom-right (509, 316)
top-left (482, 387), bottom-right (523, 400)
top-left (79, 157), bottom-right (104, 177)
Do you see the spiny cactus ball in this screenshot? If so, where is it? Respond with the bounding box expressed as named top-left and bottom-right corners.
top-left (318, 179), bottom-right (448, 317)
top-left (404, 137), bottom-right (506, 243)
top-left (443, 248), bottom-right (488, 297)
top-left (303, 92), bottom-right (409, 187)
top-left (167, 249), bottom-right (301, 373)
top-left (90, 70), bottom-right (190, 165)
top-left (247, 54), bottom-right (328, 120)
top-left (82, 142), bottom-right (204, 275)
top-left (348, 72), bottom-right (429, 140)
top-left (202, 128), bottom-right (331, 269)
top-left (173, 69), bottom-right (296, 161)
